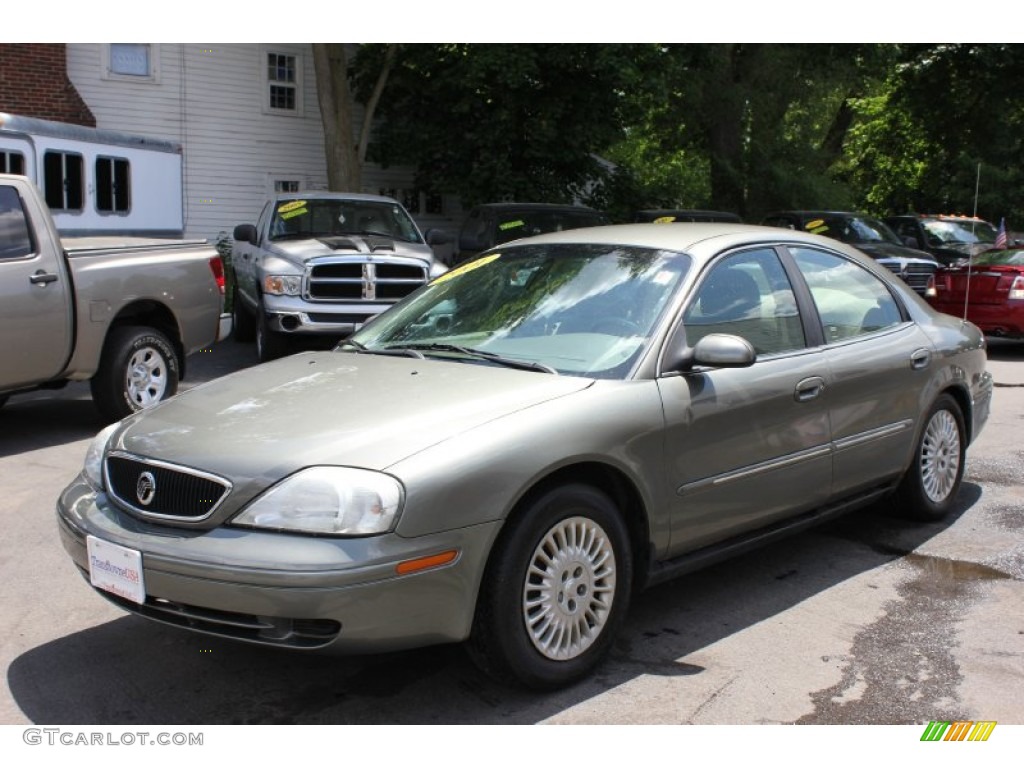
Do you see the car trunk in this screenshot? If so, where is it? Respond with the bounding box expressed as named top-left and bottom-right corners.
top-left (934, 266), bottom-right (1024, 305)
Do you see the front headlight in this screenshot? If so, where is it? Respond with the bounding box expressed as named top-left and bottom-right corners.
top-left (83, 422), bottom-right (120, 490)
top-left (263, 274), bottom-right (302, 296)
top-left (232, 467), bottom-right (404, 536)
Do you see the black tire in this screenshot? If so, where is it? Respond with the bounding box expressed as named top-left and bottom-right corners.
top-left (231, 288), bottom-right (256, 343)
top-left (468, 483), bottom-right (633, 690)
top-left (90, 326), bottom-right (180, 422)
top-left (0, 395), bottom-right (7, 411)
top-left (255, 303), bottom-right (290, 363)
top-left (892, 394), bottom-right (966, 521)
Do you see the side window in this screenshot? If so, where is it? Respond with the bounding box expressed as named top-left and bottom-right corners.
top-left (0, 185), bottom-right (35, 260)
top-left (95, 156), bottom-right (131, 213)
top-left (684, 248), bottom-right (805, 355)
top-left (43, 151), bottom-right (84, 211)
top-left (789, 247), bottom-right (903, 342)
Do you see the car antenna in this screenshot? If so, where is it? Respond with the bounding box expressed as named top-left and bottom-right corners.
top-left (962, 163), bottom-right (981, 322)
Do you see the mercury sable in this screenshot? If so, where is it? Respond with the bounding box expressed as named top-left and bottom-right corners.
top-left (57, 223), bottom-right (993, 689)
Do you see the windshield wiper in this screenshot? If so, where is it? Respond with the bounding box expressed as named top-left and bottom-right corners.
top-left (340, 339), bottom-right (426, 359)
top-left (390, 343), bottom-right (558, 374)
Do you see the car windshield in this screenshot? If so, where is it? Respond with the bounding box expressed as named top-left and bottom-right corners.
top-left (922, 219), bottom-right (998, 245)
top-left (493, 211), bottom-right (608, 245)
top-left (269, 198), bottom-right (423, 243)
top-left (805, 215), bottom-right (902, 245)
top-left (970, 248), bottom-right (1024, 266)
top-left (346, 243), bottom-right (691, 379)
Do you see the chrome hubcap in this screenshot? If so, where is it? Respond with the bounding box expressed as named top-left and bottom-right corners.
top-left (125, 346), bottom-right (168, 408)
top-left (920, 409), bottom-right (961, 503)
top-left (522, 516), bottom-right (616, 661)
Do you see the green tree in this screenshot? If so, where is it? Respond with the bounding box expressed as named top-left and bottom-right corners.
top-left (351, 44), bottom-right (647, 207)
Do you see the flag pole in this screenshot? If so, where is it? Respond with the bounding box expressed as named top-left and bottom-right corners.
top-left (963, 163), bottom-right (980, 321)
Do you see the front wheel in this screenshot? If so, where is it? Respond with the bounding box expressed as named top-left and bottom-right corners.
top-left (468, 484), bottom-right (632, 689)
top-left (90, 326), bottom-right (180, 422)
top-left (892, 394), bottom-right (966, 521)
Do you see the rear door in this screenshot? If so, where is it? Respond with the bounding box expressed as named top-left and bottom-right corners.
top-left (0, 179), bottom-right (73, 389)
top-left (786, 245), bottom-right (926, 495)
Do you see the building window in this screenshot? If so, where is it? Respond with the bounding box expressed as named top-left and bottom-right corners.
top-left (1, 151), bottom-right (25, 175)
top-left (95, 157), bottom-right (131, 213)
top-left (43, 151), bottom-right (84, 211)
top-left (103, 44), bottom-right (159, 83)
top-left (274, 180), bottom-right (301, 193)
top-left (266, 52), bottom-right (300, 113)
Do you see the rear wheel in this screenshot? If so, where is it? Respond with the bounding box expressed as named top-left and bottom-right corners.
top-left (91, 326), bottom-right (180, 422)
top-left (892, 394), bottom-right (966, 521)
top-left (468, 484), bottom-right (632, 689)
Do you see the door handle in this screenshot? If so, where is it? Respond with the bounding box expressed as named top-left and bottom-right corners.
top-left (910, 348), bottom-right (931, 370)
top-left (794, 376), bottom-right (826, 402)
top-left (30, 270), bottom-right (58, 286)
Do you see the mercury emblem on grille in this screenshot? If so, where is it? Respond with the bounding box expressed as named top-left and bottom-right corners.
top-left (136, 471), bottom-right (157, 506)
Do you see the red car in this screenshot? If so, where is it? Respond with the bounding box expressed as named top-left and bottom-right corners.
top-left (926, 248), bottom-right (1024, 338)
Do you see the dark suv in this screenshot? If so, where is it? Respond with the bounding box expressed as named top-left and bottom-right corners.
top-left (762, 210), bottom-right (939, 295)
top-left (884, 214), bottom-right (1004, 266)
top-left (633, 209), bottom-right (742, 223)
top-left (456, 203), bottom-right (609, 263)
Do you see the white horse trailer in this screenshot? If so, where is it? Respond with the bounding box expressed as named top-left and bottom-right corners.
top-left (0, 112), bottom-right (183, 237)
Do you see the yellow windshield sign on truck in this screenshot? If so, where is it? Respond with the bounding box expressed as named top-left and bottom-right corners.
top-left (278, 200), bottom-right (307, 214)
top-left (654, 216), bottom-right (677, 224)
top-left (432, 254), bottom-right (501, 285)
top-left (499, 220), bottom-right (526, 232)
top-left (280, 208), bottom-right (308, 220)
top-left (806, 218), bottom-right (829, 235)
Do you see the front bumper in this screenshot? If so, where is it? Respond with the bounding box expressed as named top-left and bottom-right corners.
top-left (262, 294), bottom-right (397, 336)
top-left (57, 475), bottom-right (501, 653)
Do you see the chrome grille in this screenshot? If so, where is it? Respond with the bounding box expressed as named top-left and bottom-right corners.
top-left (105, 453), bottom-right (231, 522)
top-left (306, 259), bottom-right (428, 302)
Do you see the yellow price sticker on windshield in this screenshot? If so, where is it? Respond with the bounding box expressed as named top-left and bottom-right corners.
top-left (653, 216), bottom-right (677, 223)
top-left (498, 220), bottom-right (526, 231)
top-left (431, 254), bottom-right (501, 285)
top-left (280, 208), bottom-right (308, 220)
top-left (278, 200), bottom-right (307, 214)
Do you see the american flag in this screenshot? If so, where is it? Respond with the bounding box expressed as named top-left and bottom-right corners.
top-left (995, 217), bottom-right (1008, 249)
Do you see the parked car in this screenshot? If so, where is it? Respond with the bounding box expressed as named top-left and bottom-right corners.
top-left (926, 246), bottom-right (1024, 338)
top-left (885, 214), bottom-right (1005, 266)
top-left (0, 174), bottom-right (229, 420)
top-left (456, 202), bottom-right (609, 263)
top-left (634, 208), bottom-right (742, 223)
top-left (231, 192), bottom-right (449, 362)
top-left (58, 222), bottom-right (992, 690)
top-left (762, 210), bottom-right (940, 295)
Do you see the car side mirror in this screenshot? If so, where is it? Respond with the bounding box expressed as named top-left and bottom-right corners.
top-left (425, 228), bottom-right (452, 246)
top-left (233, 224), bottom-right (258, 244)
top-left (663, 331), bottom-right (757, 373)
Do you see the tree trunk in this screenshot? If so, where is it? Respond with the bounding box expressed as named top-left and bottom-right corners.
top-left (313, 43), bottom-right (360, 191)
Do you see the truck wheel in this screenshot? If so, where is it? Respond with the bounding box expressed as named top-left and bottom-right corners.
top-left (232, 288), bottom-right (256, 343)
top-left (256, 305), bottom-right (290, 363)
top-left (467, 484), bottom-right (633, 689)
top-left (891, 394), bottom-right (966, 521)
top-left (91, 326), bottom-right (180, 422)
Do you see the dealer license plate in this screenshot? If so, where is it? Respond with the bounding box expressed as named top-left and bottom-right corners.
top-left (87, 535), bottom-right (146, 605)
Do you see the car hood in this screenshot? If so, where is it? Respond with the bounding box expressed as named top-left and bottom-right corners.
top-left (113, 351), bottom-right (593, 490)
top-left (268, 237), bottom-right (434, 267)
top-left (854, 241), bottom-right (937, 264)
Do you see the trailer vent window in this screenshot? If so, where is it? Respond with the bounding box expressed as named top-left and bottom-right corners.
top-left (1, 151), bottom-right (25, 176)
top-left (96, 157), bottom-right (131, 213)
top-left (43, 151), bottom-right (84, 212)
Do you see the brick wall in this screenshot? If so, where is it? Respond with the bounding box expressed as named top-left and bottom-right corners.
top-left (0, 44), bottom-right (95, 126)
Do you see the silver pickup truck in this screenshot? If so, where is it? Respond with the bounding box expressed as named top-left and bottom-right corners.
top-left (230, 192), bottom-right (449, 361)
top-left (0, 174), bottom-right (229, 421)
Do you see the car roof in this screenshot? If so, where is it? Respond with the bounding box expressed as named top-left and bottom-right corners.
top-left (274, 191), bottom-right (402, 205)
top-left (470, 202), bottom-right (603, 214)
top-left (492, 221), bottom-right (870, 264)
